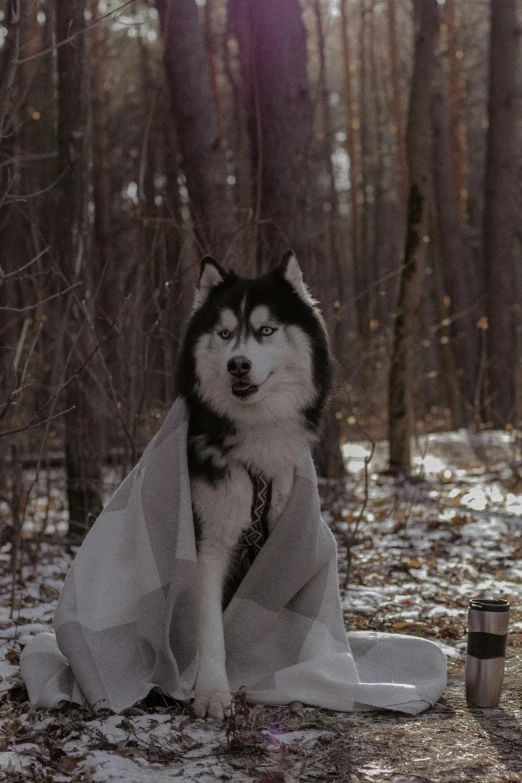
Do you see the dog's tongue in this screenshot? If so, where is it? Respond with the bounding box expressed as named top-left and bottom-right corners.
top-left (232, 381), bottom-right (252, 391)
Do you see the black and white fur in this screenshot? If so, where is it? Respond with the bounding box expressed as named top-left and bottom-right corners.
top-left (177, 251), bottom-right (333, 719)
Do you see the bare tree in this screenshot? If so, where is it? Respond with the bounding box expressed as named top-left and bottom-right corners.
top-left (230, 0), bottom-right (346, 477)
top-left (313, 0), bottom-right (355, 372)
top-left (230, 0), bottom-right (323, 271)
top-left (340, 0), bottom-right (363, 309)
top-left (91, 1), bottom-right (111, 298)
top-left (388, 0), bottom-right (439, 473)
top-left (358, 0), bottom-right (377, 328)
top-left (387, 0), bottom-right (407, 206)
top-left (156, 0), bottom-right (238, 262)
top-left (482, 0), bottom-right (519, 426)
top-left (55, 0), bottom-right (103, 535)
top-left (431, 52), bottom-right (479, 420)
top-left (444, 0), bottom-right (467, 219)
top-left (204, 0), bottom-right (226, 149)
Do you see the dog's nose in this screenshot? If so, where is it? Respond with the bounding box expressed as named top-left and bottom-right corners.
top-left (227, 356), bottom-right (251, 376)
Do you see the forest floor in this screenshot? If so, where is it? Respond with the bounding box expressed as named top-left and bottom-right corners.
top-left (1, 430), bottom-right (522, 782)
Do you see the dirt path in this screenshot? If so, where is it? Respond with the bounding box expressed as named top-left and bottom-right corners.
top-left (301, 655), bottom-right (522, 782)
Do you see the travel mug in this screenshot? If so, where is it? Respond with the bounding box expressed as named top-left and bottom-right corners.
top-left (465, 599), bottom-right (509, 708)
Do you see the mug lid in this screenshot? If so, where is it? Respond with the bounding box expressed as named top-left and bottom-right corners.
top-left (469, 599), bottom-right (510, 613)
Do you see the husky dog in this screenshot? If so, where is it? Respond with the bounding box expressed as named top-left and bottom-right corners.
top-left (177, 250), bottom-right (333, 719)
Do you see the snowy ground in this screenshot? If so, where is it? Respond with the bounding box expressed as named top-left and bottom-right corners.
top-left (1, 430), bottom-right (522, 782)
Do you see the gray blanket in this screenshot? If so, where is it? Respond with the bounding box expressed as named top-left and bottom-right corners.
top-left (21, 398), bottom-right (446, 715)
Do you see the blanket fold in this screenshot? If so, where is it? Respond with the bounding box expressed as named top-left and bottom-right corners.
top-left (21, 398), bottom-right (446, 715)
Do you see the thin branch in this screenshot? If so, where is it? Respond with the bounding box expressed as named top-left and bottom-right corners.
top-left (0, 151), bottom-right (58, 169)
top-left (0, 170), bottom-right (16, 211)
top-left (0, 280), bottom-right (82, 311)
top-left (36, 314), bottom-right (119, 419)
top-left (0, 318), bottom-right (41, 425)
top-left (0, 406), bottom-right (75, 438)
top-left (6, 166), bottom-right (68, 201)
top-left (20, 320), bottom-right (43, 385)
top-left (0, 381), bottom-right (32, 426)
top-left (12, 317), bottom-right (30, 374)
top-left (0, 246), bottom-right (50, 284)
top-left (71, 293), bottom-right (136, 456)
top-left (13, 0), bottom-right (137, 65)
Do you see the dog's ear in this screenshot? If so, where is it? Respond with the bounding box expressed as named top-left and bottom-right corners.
top-left (193, 257), bottom-right (227, 311)
top-left (279, 250), bottom-right (316, 305)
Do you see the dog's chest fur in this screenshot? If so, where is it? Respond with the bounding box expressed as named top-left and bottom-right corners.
top-left (190, 413), bottom-right (312, 548)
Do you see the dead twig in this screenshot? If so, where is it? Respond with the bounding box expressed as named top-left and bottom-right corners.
top-left (0, 247), bottom-right (50, 284)
top-left (0, 405), bottom-right (75, 438)
top-left (0, 151), bottom-right (58, 169)
top-left (4, 166), bottom-right (68, 203)
top-left (47, 260), bottom-right (136, 458)
top-left (0, 320), bottom-right (41, 426)
top-left (0, 280), bottom-right (83, 312)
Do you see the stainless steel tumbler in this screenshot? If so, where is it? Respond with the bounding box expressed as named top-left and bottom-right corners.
top-left (465, 599), bottom-right (509, 708)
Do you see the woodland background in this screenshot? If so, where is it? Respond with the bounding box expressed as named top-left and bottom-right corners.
top-left (0, 0), bottom-right (521, 541)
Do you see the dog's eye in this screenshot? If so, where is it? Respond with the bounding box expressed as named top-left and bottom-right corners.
top-left (259, 326), bottom-right (277, 337)
top-left (219, 329), bottom-right (231, 339)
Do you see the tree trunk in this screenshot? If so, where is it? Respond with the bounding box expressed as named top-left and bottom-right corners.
top-left (358, 0), bottom-right (377, 329)
top-left (444, 0), bottom-right (467, 219)
top-left (230, 0), bottom-right (320, 269)
top-left (387, 0), bottom-right (439, 473)
top-left (483, 0), bottom-right (519, 427)
top-left (0, 1), bottom-right (42, 399)
top-left (224, 12), bottom-right (253, 270)
top-left (56, 0), bottom-right (103, 536)
top-left (313, 0), bottom-right (355, 373)
top-left (371, 5), bottom-right (400, 325)
top-left (429, 202), bottom-right (462, 431)
top-left (156, 0), bottom-right (238, 261)
top-left (340, 0), bottom-right (363, 314)
top-left (431, 52), bottom-right (479, 421)
top-left (204, 0), bottom-right (226, 149)
top-left (313, 0), bottom-right (339, 221)
top-left (230, 0), bottom-right (346, 477)
top-left (387, 0), bottom-right (407, 206)
top-left (91, 2), bottom-right (111, 292)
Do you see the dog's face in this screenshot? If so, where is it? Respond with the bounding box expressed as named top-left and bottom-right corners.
top-left (178, 252), bottom-right (332, 428)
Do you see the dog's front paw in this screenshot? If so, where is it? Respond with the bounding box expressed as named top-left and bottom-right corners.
top-left (193, 689), bottom-right (233, 720)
